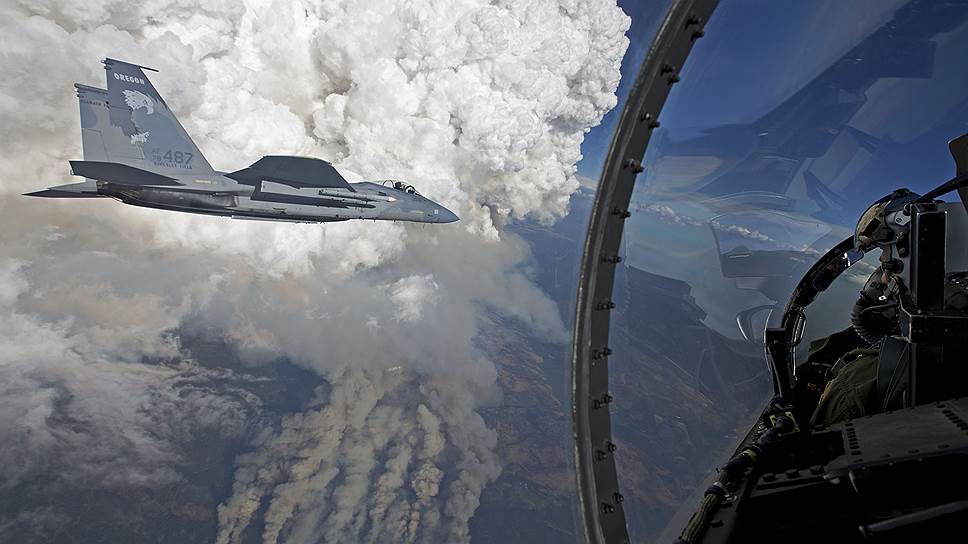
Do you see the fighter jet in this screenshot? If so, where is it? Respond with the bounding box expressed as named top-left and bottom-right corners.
top-left (25, 58), bottom-right (459, 224)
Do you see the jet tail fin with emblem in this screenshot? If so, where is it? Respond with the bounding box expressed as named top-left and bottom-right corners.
top-left (97, 58), bottom-right (215, 176)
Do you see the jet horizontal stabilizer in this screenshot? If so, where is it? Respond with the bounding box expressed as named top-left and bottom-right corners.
top-left (70, 161), bottom-right (181, 187)
top-left (24, 189), bottom-right (102, 198)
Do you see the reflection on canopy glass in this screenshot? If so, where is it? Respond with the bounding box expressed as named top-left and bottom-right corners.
top-left (606, 1), bottom-right (968, 540)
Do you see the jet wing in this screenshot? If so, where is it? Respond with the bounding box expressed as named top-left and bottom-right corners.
top-left (70, 160), bottom-right (181, 186)
top-left (225, 155), bottom-right (356, 192)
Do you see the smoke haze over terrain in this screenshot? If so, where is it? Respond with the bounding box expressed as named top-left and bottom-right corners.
top-left (0, 1), bottom-right (629, 541)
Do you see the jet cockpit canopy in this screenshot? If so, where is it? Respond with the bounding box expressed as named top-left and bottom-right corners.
top-left (381, 180), bottom-right (420, 195)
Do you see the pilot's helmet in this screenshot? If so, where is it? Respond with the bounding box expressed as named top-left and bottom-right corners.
top-left (854, 189), bottom-right (919, 250)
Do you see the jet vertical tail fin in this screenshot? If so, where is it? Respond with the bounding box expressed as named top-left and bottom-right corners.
top-left (101, 58), bottom-right (215, 176)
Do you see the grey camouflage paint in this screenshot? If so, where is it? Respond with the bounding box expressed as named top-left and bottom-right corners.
top-left (25, 58), bottom-right (459, 225)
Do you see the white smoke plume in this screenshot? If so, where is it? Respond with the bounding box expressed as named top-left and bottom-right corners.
top-left (0, 260), bottom-right (262, 492)
top-left (0, 0), bottom-right (629, 542)
top-left (215, 369), bottom-right (500, 544)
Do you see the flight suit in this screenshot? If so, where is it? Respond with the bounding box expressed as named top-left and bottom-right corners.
top-left (810, 347), bottom-right (881, 427)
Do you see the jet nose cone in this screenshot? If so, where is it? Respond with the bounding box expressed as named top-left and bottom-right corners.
top-left (438, 207), bottom-right (459, 223)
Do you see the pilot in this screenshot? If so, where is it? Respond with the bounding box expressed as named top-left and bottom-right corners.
top-left (808, 191), bottom-right (968, 427)
top-left (807, 268), bottom-right (890, 427)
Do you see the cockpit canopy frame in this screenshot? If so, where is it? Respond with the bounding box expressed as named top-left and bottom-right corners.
top-left (380, 179), bottom-right (420, 195)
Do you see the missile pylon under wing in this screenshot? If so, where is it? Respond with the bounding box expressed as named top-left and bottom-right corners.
top-left (25, 58), bottom-right (459, 225)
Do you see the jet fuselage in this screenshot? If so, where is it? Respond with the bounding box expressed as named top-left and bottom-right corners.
top-left (25, 58), bottom-right (459, 225)
top-left (54, 176), bottom-right (458, 224)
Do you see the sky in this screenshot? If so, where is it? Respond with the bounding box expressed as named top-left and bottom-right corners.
top-left (576, 0), bottom-right (669, 180)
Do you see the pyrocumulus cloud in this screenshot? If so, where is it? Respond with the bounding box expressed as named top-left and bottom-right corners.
top-left (0, 0), bottom-right (629, 542)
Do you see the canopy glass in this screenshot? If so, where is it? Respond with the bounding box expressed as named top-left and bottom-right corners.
top-left (602, 1), bottom-right (968, 540)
